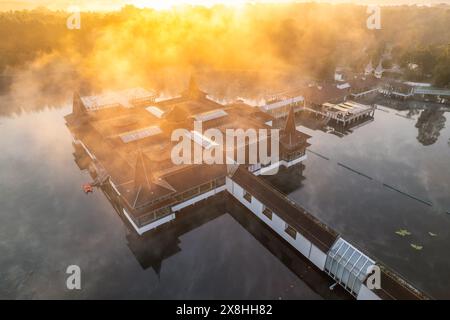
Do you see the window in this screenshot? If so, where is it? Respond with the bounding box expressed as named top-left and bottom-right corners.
top-left (243, 191), bottom-right (252, 203)
top-left (285, 224), bottom-right (297, 239)
top-left (182, 188), bottom-right (198, 199)
top-left (199, 182), bottom-right (212, 193)
top-left (262, 206), bottom-right (273, 220)
top-left (154, 206), bottom-right (171, 219)
top-left (216, 176), bottom-right (226, 186)
top-left (139, 206), bottom-right (171, 225)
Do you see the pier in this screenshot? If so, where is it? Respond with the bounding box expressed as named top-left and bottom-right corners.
top-left (302, 101), bottom-right (376, 127)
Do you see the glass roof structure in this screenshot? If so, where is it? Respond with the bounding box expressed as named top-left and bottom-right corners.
top-left (261, 96), bottom-right (304, 111)
top-left (81, 88), bottom-right (156, 111)
top-left (187, 131), bottom-right (219, 150)
top-left (146, 106), bottom-right (165, 119)
top-left (120, 126), bottom-right (162, 143)
top-left (325, 238), bottom-right (375, 297)
top-left (194, 109), bottom-right (228, 122)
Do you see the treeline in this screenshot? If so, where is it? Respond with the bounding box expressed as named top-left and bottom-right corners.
top-left (0, 8), bottom-right (116, 72)
top-left (0, 9), bottom-right (66, 71)
top-left (1, 4), bottom-right (450, 89)
top-left (399, 45), bottom-right (450, 86)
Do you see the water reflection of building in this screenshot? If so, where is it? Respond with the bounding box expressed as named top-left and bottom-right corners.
top-left (259, 163), bottom-right (306, 195)
top-left (415, 108), bottom-right (446, 146)
top-left (123, 194), bottom-right (224, 275)
top-left (98, 179), bottom-right (351, 299)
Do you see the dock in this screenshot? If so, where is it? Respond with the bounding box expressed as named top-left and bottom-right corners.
top-left (302, 101), bottom-right (376, 127)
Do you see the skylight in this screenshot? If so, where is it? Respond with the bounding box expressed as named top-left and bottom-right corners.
top-left (146, 106), bottom-right (165, 119)
top-left (120, 126), bottom-right (162, 143)
top-left (194, 109), bottom-right (228, 122)
top-left (186, 131), bottom-right (219, 150)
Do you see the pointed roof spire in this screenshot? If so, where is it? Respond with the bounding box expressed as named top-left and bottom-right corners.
top-left (188, 75), bottom-right (199, 93)
top-left (166, 105), bottom-right (189, 123)
top-left (73, 92), bottom-right (87, 116)
top-left (153, 262), bottom-right (162, 277)
top-left (134, 150), bottom-right (154, 191)
top-left (132, 150), bottom-right (176, 208)
top-left (183, 74), bottom-right (206, 99)
top-left (365, 60), bottom-right (374, 74)
top-left (375, 60), bottom-right (383, 72)
top-left (375, 60), bottom-right (384, 78)
top-left (284, 106), bottom-right (297, 146)
top-left (284, 106), bottom-right (297, 134)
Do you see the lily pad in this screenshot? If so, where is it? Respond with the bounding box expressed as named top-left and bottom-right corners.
top-left (395, 229), bottom-right (411, 237)
top-left (411, 244), bottom-right (423, 250)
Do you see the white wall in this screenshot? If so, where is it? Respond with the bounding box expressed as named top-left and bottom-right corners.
top-left (309, 244), bottom-right (327, 271)
top-left (124, 185), bottom-right (226, 235)
top-left (122, 208), bottom-right (176, 235)
top-left (109, 180), bottom-right (121, 196)
top-left (74, 139), bottom-right (96, 160)
top-left (252, 154), bottom-right (307, 176)
top-left (284, 154), bottom-right (307, 168)
top-left (357, 284), bottom-right (382, 300)
top-left (172, 185), bottom-right (226, 212)
top-left (226, 177), bottom-right (327, 271)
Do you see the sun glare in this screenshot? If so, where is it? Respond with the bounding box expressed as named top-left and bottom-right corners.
top-left (131, 0), bottom-right (265, 10)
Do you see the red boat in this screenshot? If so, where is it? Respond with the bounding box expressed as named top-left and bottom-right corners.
top-left (82, 184), bottom-right (93, 194)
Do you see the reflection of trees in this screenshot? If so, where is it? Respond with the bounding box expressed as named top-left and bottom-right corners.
top-left (0, 61), bottom-right (83, 117)
top-left (406, 107), bottom-right (420, 119)
top-left (415, 108), bottom-right (446, 146)
top-left (261, 163), bottom-right (306, 195)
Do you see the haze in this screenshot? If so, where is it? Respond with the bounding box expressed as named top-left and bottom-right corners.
top-left (1, 1), bottom-right (450, 12)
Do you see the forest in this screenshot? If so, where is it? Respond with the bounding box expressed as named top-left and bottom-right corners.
top-left (1, 3), bottom-right (450, 96)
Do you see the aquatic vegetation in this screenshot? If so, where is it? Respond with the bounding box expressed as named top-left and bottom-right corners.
top-left (395, 229), bottom-right (411, 237)
top-left (411, 244), bottom-right (423, 251)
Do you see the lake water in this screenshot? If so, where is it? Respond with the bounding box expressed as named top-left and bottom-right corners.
top-left (0, 104), bottom-right (347, 299)
top-left (1, 98), bottom-right (449, 299)
top-left (264, 105), bottom-right (450, 299)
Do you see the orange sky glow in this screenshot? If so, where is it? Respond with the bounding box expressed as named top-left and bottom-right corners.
top-left (1, 1), bottom-right (449, 12)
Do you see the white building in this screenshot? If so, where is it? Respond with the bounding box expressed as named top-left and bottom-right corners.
top-left (374, 61), bottom-right (384, 79)
top-left (364, 61), bottom-right (374, 76)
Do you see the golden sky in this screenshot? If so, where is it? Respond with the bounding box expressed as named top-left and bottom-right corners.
top-left (1, 1), bottom-right (449, 11)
